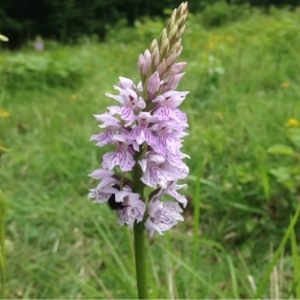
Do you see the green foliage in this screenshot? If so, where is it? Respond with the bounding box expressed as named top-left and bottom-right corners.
top-left (0, 0), bottom-right (188, 48)
top-left (106, 17), bottom-right (164, 45)
top-left (200, 1), bottom-right (252, 28)
top-left (255, 205), bottom-right (300, 298)
top-left (267, 127), bottom-right (300, 194)
top-left (0, 47), bottom-right (93, 89)
top-left (1, 0), bottom-right (298, 48)
top-left (290, 223), bottom-right (300, 299)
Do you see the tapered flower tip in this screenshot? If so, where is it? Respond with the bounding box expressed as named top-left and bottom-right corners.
top-left (162, 73), bottom-right (185, 92)
top-left (93, 113), bottom-right (120, 128)
top-left (169, 62), bottom-right (187, 74)
top-left (118, 77), bottom-right (136, 89)
top-left (138, 50), bottom-right (152, 78)
top-left (147, 71), bottom-right (161, 98)
top-left (88, 169), bottom-right (113, 179)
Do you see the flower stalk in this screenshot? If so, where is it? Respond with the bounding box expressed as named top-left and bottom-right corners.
top-left (132, 158), bottom-right (148, 298)
top-left (134, 222), bottom-right (148, 298)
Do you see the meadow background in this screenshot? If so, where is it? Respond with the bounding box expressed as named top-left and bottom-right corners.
top-left (1, 1), bottom-right (300, 298)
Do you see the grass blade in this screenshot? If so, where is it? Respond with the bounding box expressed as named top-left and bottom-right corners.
top-left (91, 217), bottom-right (135, 297)
top-left (236, 250), bottom-right (255, 298)
top-left (192, 163), bottom-right (202, 294)
top-left (0, 190), bottom-right (7, 299)
top-left (158, 243), bottom-right (226, 298)
top-left (290, 219), bottom-right (300, 299)
top-left (255, 204), bottom-right (300, 298)
top-left (227, 255), bottom-right (239, 299)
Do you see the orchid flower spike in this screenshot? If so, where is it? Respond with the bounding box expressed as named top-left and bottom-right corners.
top-left (89, 2), bottom-right (189, 237)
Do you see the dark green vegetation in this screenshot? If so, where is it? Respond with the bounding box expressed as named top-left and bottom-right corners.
top-left (0, 0), bottom-right (298, 48)
top-left (1, 7), bottom-right (300, 299)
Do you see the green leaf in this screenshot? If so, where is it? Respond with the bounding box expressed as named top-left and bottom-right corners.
top-left (245, 218), bottom-right (258, 233)
top-left (267, 144), bottom-right (296, 156)
top-left (269, 167), bottom-right (296, 191)
top-left (226, 200), bottom-right (265, 215)
top-left (227, 255), bottom-right (239, 299)
top-left (269, 167), bottom-right (291, 181)
top-left (290, 223), bottom-right (300, 299)
top-left (287, 128), bottom-right (300, 148)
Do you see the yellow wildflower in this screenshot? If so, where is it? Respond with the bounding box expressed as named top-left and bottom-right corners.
top-left (285, 118), bottom-right (299, 128)
top-left (215, 111), bottom-right (223, 119)
top-left (0, 109), bottom-right (10, 118)
top-left (70, 94), bottom-right (78, 101)
top-left (226, 35), bottom-right (235, 43)
top-left (206, 41), bottom-right (216, 50)
top-left (280, 81), bottom-right (290, 88)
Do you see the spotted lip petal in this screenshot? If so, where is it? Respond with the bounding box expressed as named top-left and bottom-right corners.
top-left (145, 200), bottom-right (184, 237)
top-left (116, 192), bottom-right (146, 228)
top-left (103, 149), bottom-right (135, 172)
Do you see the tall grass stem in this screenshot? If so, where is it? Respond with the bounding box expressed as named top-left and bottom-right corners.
top-left (290, 219), bottom-right (300, 299)
top-left (255, 204), bottom-right (300, 298)
top-left (0, 190), bottom-right (7, 299)
top-left (192, 163), bottom-right (202, 293)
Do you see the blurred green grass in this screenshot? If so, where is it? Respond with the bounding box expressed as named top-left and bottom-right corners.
top-left (0, 6), bottom-right (300, 298)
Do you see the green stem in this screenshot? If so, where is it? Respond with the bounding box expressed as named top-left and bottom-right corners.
top-left (132, 162), bottom-right (148, 299)
top-left (134, 222), bottom-right (148, 299)
top-left (0, 191), bottom-right (7, 299)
